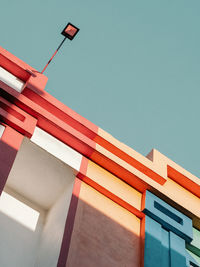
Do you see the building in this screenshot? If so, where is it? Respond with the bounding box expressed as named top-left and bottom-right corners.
top-left (0, 46), bottom-right (200, 267)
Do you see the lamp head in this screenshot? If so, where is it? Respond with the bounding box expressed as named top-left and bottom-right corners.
top-left (61, 23), bottom-right (79, 40)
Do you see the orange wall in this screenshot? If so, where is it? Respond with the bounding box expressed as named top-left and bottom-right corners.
top-left (86, 160), bottom-right (142, 211)
top-left (66, 182), bottom-right (141, 267)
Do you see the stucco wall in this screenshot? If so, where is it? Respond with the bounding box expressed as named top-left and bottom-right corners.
top-left (36, 179), bottom-right (75, 267)
top-left (66, 182), bottom-right (141, 267)
top-left (86, 160), bottom-right (142, 210)
top-left (0, 190), bottom-right (44, 267)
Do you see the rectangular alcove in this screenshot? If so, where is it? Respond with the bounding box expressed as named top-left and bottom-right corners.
top-left (0, 137), bottom-right (76, 267)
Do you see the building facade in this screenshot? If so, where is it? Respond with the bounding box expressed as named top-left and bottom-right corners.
top-left (0, 46), bottom-right (200, 267)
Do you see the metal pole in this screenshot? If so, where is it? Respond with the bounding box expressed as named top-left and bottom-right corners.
top-left (41, 37), bottom-right (67, 74)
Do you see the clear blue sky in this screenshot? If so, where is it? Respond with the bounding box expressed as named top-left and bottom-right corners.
top-left (1, 0), bottom-right (200, 177)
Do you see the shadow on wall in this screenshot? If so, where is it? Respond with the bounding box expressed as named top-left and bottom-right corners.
top-left (0, 140), bottom-right (18, 193)
top-left (0, 210), bottom-right (42, 267)
top-left (0, 135), bottom-right (141, 267)
top-left (144, 225), bottom-right (199, 267)
top-left (62, 185), bottom-right (141, 267)
top-left (0, 182), bottom-right (141, 267)
top-left (0, 135), bottom-right (198, 267)
top-left (0, 190), bottom-right (198, 267)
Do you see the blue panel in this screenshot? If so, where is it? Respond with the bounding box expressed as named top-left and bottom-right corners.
top-left (143, 191), bottom-right (193, 242)
top-left (161, 228), bottom-right (170, 267)
top-left (144, 216), bottom-right (163, 267)
top-left (169, 231), bottom-right (187, 267)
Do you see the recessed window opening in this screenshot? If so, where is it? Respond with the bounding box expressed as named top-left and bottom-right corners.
top-left (0, 137), bottom-right (76, 267)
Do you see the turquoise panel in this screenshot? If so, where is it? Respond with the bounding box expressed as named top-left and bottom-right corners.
top-left (169, 231), bottom-right (187, 267)
top-left (144, 216), bottom-right (162, 267)
top-left (161, 228), bottom-right (170, 267)
top-left (143, 191), bottom-right (197, 267)
top-left (143, 191), bottom-right (193, 243)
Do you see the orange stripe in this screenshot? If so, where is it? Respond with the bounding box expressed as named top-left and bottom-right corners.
top-left (94, 135), bottom-right (166, 185)
top-left (140, 216), bottom-right (146, 267)
top-left (167, 165), bottom-right (200, 198)
top-left (91, 150), bottom-right (150, 193)
top-left (80, 175), bottom-right (144, 219)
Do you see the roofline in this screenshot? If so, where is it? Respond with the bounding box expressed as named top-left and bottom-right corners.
top-left (0, 46), bottom-right (200, 227)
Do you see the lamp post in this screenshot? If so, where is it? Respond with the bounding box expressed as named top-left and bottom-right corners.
top-left (41, 23), bottom-right (79, 74)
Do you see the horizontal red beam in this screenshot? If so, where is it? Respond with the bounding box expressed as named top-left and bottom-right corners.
top-left (0, 96), bottom-right (37, 138)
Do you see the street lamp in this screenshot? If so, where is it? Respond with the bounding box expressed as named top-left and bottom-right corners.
top-left (41, 23), bottom-right (79, 74)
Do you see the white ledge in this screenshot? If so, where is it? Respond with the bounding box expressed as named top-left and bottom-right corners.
top-left (0, 124), bottom-right (5, 138)
top-left (0, 67), bottom-right (24, 93)
top-left (30, 127), bottom-right (82, 172)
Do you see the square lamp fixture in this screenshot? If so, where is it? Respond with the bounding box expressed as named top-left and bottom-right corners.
top-left (61, 23), bottom-right (79, 40)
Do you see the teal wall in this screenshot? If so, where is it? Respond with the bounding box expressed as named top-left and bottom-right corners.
top-left (143, 191), bottom-right (199, 267)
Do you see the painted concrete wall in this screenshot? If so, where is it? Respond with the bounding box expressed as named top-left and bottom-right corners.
top-left (0, 184), bottom-right (75, 267)
top-left (67, 182), bottom-right (141, 267)
top-left (6, 137), bottom-right (76, 210)
top-left (87, 160), bottom-right (142, 210)
top-left (0, 189), bottom-right (45, 267)
top-left (36, 179), bottom-right (75, 267)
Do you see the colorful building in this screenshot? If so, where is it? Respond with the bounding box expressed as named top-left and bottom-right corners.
top-left (0, 46), bottom-right (199, 267)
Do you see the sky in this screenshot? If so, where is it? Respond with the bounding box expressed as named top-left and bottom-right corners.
top-left (1, 0), bottom-right (200, 177)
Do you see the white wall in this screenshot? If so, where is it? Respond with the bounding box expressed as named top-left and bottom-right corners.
top-left (0, 124), bottom-right (5, 138)
top-left (0, 189), bottom-right (45, 267)
top-left (36, 179), bottom-right (74, 267)
top-left (0, 136), bottom-right (77, 266)
top-left (6, 137), bottom-right (76, 210)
